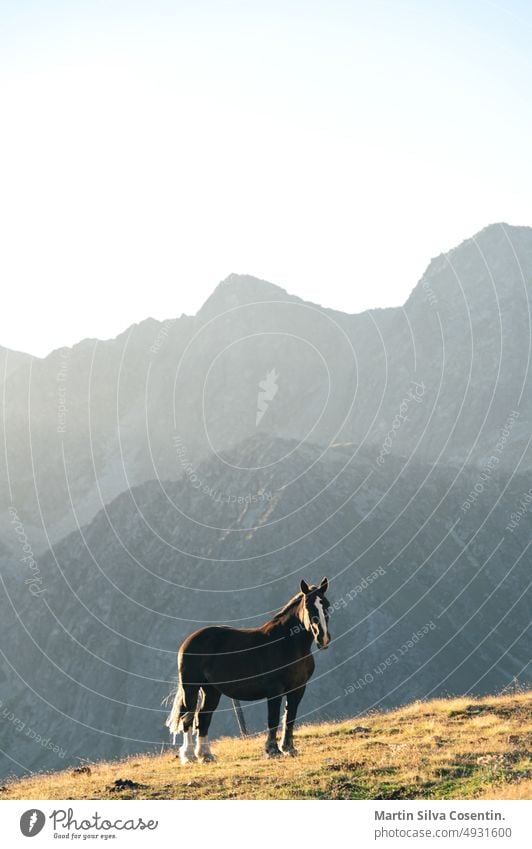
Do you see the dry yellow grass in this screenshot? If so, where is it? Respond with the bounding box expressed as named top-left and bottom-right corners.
top-left (1, 691), bottom-right (530, 800)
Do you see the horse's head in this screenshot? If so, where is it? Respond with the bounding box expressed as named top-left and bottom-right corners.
top-left (300, 577), bottom-right (331, 650)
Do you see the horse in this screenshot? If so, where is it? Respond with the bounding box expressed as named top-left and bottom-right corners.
top-left (166, 577), bottom-right (331, 763)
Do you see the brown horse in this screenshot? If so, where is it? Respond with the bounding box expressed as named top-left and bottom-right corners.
top-left (166, 578), bottom-right (331, 762)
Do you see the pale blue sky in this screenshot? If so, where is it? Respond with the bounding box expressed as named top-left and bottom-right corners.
top-left (1, 1), bottom-right (532, 355)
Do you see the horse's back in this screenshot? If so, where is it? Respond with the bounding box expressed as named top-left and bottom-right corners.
top-left (179, 624), bottom-right (256, 656)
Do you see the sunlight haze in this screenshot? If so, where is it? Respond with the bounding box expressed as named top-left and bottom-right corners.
top-left (1, 0), bottom-right (532, 356)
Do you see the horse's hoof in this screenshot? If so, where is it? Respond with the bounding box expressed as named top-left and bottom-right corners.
top-left (264, 747), bottom-right (282, 759)
top-left (179, 750), bottom-right (197, 765)
top-left (281, 746), bottom-right (299, 757)
top-left (198, 753), bottom-right (216, 763)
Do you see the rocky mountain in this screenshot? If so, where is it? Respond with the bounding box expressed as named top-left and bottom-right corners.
top-left (0, 223), bottom-right (531, 779)
top-left (1, 223), bottom-right (532, 556)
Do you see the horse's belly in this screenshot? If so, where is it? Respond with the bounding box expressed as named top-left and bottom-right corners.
top-left (215, 682), bottom-right (273, 701)
top-left (204, 662), bottom-right (284, 701)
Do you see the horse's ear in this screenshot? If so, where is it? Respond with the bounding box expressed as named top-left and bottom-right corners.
top-left (319, 576), bottom-right (329, 593)
top-left (300, 579), bottom-right (310, 595)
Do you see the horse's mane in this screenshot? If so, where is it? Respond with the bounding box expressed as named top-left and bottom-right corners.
top-left (270, 592), bottom-right (303, 624)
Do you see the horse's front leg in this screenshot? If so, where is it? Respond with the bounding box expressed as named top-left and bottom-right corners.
top-left (281, 686), bottom-right (305, 756)
top-left (265, 695), bottom-right (282, 757)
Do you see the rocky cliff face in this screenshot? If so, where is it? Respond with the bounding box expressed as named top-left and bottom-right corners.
top-left (0, 223), bottom-right (531, 779)
top-left (2, 223), bottom-right (532, 553)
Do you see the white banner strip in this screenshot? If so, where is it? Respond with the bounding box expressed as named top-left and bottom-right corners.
top-left (1, 799), bottom-right (530, 848)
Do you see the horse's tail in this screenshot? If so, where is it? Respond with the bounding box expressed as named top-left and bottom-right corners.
top-left (165, 682), bottom-right (185, 743)
top-left (165, 656), bottom-right (204, 743)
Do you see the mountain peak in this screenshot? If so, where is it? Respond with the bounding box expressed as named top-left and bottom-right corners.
top-left (407, 221), bottom-right (532, 305)
top-left (198, 273), bottom-right (295, 319)
top-left (448, 222), bottom-right (532, 257)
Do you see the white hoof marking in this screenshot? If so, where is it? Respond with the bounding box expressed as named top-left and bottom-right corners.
top-left (195, 735), bottom-right (215, 762)
top-left (179, 730), bottom-right (197, 765)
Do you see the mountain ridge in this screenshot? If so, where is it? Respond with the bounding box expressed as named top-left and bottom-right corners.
top-left (2, 221), bottom-right (532, 556)
top-left (3, 222), bottom-right (531, 362)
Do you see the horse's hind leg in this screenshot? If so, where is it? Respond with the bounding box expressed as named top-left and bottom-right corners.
top-left (265, 695), bottom-right (283, 757)
top-left (179, 684), bottom-right (201, 764)
top-left (195, 686), bottom-right (221, 762)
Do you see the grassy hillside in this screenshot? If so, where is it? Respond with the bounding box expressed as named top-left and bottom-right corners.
top-left (1, 692), bottom-right (531, 800)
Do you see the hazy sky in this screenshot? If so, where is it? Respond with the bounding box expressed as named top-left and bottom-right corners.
top-left (1, 0), bottom-right (532, 356)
